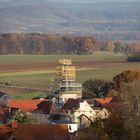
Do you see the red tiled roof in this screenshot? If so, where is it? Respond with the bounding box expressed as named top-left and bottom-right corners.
top-left (62, 98), bottom-right (113, 112)
top-left (94, 98), bottom-right (112, 104)
top-left (34, 101), bottom-right (56, 114)
top-left (62, 98), bottom-right (94, 111)
top-left (79, 99), bottom-right (94, 105)
top-left (8, 100), bottom-right (44, 112)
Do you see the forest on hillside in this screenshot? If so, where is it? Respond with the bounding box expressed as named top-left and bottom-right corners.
top-left (0, 33), bottom-right (140, 55)
top-left (0, 0), bottom-right (140, 36)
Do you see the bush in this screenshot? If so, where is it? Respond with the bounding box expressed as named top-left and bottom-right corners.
top-left (14, 111), bottom-right (32, 124)
top-left (127, 54), bottom-right (140, 62)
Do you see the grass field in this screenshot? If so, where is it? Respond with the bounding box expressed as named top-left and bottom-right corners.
top-left (77, 63), bottom-right (140, 82)
top-left (0, 53), bottom-right (126, 64)
top-left (0, 53), bottom-right (139, 99)
top-left (14, 92), bottom-right (48, 100)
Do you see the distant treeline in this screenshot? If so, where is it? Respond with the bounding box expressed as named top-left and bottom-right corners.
top-left (0, 33), bottom-right (140, 55)
top-left (94, 32), bottom-right (140, 41)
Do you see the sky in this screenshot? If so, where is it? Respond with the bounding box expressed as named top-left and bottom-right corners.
top-left (46, 0), bottom-right (140, 3)
top-left (0, 0), bottom-right (138, 1)
top-left (0, 0), bottom-right (139, 3)
top-left (49, 0), bottom-right (114, 3)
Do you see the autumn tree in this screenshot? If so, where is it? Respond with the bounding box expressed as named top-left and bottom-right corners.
top-left (9, 33), bottom-right (23, 54)
top-left (101, 40), bottom-right (115, 52)
top-left (113, 42), bottom-right (126, 53)
top-left (112, 70), bottom-right (140, 91)
top-left (0, 33), bottom-right (140, 54)
top-left (120, 81), bottom-right (140, 115)
top-left (119, 80), bottom-right (140, 139)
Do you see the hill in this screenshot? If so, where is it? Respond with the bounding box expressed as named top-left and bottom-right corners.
top-left (0, 0), bottom-right (140, 40)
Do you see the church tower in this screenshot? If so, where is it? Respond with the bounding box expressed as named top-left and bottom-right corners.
top-left (56, 59), bottom-right (82, 104)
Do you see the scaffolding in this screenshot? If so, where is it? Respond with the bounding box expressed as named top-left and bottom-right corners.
top-left (56, 59), bottom-right (82, 103)
top-left (56, 59), bottom-right (76, 82)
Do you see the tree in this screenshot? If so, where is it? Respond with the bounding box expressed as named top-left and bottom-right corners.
top-left (48, 78), bottom-right (61, 94)
top-left (101, 40), bottom-right (115, 52)
top-left (14, 110), bottom-right (32, 124)
top-left (108, 89), bottom-right (119, 97)
top-left (112, 70), bottom-right (140, 91)
top-left (120, 80), bottom-right (140, 115)
top-left (108, 70), bottom-right (140, 97)
top-left (119, 80), bottom-right (140, 140)
top-left (127, 54), bottom-right (140, 62)
top-left (83, 79), bottom-right (110, 98)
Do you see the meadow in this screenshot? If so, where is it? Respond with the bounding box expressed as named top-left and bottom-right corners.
top-left (0, 53), bottom-right (139, 98)
top-left (0, 53), bottom-right (126, 64)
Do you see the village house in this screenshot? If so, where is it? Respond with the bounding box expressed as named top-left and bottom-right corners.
top-left (62, 99), bottom-right (95, 127)
top-left (8, 99), bottom-right (56, 123)
top-left (94, 98), bottom-right (113, 107)
top-left (61, 98), bottom-right (112, 127)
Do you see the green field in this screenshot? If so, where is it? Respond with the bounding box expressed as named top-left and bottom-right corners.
top-left (0, 53), bottom-right (126, 64)
top-left (0, 53), bottom-right (139, 99)
top-left (0, 63), bottom-right (140, 89)
top-left (77, 63), bottom-right (140, 82)
top-left (13, 92), bottom-right (48, 100)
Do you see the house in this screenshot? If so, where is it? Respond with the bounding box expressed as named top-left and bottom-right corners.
top-left (62, 98), bottom-right (111, 127)
top-left (0, 91), bottom-right (11, 105)
top-left (8, 100), bottom-right (43, 113)
top-left (93, 98), bottom-right (113, 119)
top-left (8, 100), bottom-right (56, 123)
top-left (33, 100), bottom-right (56, 114)
top-left (62, 99), bottom-right (96, 127)
top-left (61, 98), bottom-right (95, 113)
top-left (94, 97), bottom-right (113, 107)
top-left (102, 96), bottom-right (124, 113)
top-left (48, 113), bottom-right (78, 134)
top-left (73, 100), bottom-right (97, 127)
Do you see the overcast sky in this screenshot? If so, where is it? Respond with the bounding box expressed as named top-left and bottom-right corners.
top-left (47, 0), bottom-right (140, 3)
top-left (0, 0), bottom-right (139, 3)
